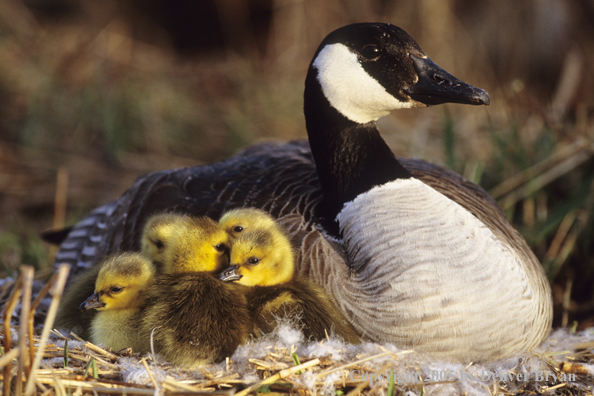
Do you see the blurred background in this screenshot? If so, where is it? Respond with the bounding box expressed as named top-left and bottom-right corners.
top-left (0, 0), bottom-right (593, 329)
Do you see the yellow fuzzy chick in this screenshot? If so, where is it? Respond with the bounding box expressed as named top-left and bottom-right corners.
top-left (80, 253), bottom-right (155, 352)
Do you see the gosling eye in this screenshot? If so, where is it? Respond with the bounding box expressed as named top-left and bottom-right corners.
top-left (360, 44), bottom-right (381, 60)
top-left (233, 226), bottom-right (244, 233)
top-left (214, 243), bottom-right (227, 252)
top-left (247, 257), bottom-right (260, 265)
top-left (110, 286), bottom-right (123, 294)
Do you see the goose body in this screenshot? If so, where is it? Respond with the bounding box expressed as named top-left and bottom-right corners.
top-left (219, 209), bottom-right (360, 343)
top-left (54, 23), bottom-right (552, 362)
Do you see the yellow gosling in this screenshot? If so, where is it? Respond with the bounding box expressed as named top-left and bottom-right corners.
top-left (223, 227), bottom-right (294, 286)
top-left (80, 253), bottom-right (155, 352)
top-left (138, 212), bottom-right (252, 366)
top-left (58, 214), bottom-right (231, 343)
top-left (140, 213), bottom-right (185, 268)
top-left (219, 208), bottom-right (278, 240)
top-left (163, 216), bottom-right (230, 274)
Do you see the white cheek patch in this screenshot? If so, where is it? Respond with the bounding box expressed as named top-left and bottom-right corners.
top-left (312, 43), bottom-right (413, 124)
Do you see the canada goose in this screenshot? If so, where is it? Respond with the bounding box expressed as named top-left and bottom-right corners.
top-left (79, 253), bottom-right (154, 352)
top-left (218, 209), bottom-right (360, 343)
top-left (53, 23), bottom-right (552, 362)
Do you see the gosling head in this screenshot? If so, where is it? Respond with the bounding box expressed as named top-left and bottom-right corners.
top-left (80, 253), bottom-right (155, 312)
top-left (164, 216), bottom-right (230, 274)
top-left (219, 208), bottom-right (278, 240)
top-left (218, 227), bottom-right (295, 287)
top-left (141, 213), bottom-right (185, 267)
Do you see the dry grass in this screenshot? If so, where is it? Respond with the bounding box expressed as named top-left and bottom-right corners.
top-left (2, 268), bottom-right (594, 396)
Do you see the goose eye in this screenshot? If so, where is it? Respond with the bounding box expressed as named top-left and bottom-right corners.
top-left (110, 286), bottom-right (123, 294)
top-left (215, 243), bottom-right (227, 252)
top-left (360, 44), bottom-right (381, 60)
top-left (233, 226), bottom-right (244, 233)
top-left (247, 257), bottom-right (260, 265)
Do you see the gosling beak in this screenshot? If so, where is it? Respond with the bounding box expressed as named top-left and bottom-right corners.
top-left (403, 55), bottom-right (490, 106)
top-left (217, 265), bottom-right (243, 282)
top-left (80, 293), bottom-right (105, 311)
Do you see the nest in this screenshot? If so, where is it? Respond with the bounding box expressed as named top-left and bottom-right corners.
top-left (2, 265), bottom-right (594, 396)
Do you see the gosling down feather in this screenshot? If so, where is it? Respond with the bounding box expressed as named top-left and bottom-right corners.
top-left (53, 23), bottom-right (552, 362)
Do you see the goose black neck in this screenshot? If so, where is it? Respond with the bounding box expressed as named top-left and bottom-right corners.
top-left (304, 69), bottom-right (412, 232)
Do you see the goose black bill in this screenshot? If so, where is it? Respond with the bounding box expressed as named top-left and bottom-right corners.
top-left (403, 54), bottom-right (490, 106)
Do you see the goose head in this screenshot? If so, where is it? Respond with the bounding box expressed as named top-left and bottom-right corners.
top-left (80, 253), bottom-right (155, 312)
top-left (219, 227), bottom-right (295, 287)
top-left (307, 23), bottom-right (489, 124)
top-left (163, 216), bottom-right (230, 274)
top-left (304, 23), bottom-right (490, 226)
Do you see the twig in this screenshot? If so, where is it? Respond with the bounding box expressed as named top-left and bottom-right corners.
top-left (345, 379), bottom-right (370, 396)
top-left (53, 166), bottom-right (69, 231)
top-left (562, 277), bottom-right (573, 328)
top-left (141, 358), bottom-right (159, 390)
top-left (79, 340), bottom-right (119, 361)
top-left (0, 347), bottom-right (20, 368)
top-left (545, 210), bottom-right (577, 261)
top-left (25, 264), bottom-right (70, 396)
top-left (317, 351), bottom-right (401, 379)
top-left (49, 167), bottom-right (69, 262)
top-left (3, 272), bottom-right (23, 396)
top-left (235, 358), bottom-right (320, 396)
top-left (17, 266), bottom-right (35, 396)
top-left (29, 271), bottom-right (65, 369)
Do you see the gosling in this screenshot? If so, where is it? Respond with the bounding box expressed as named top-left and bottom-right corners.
top-left (218, 209), bottom-right (360, 343)
top-left (80, 252), bottom-right (155, 352)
